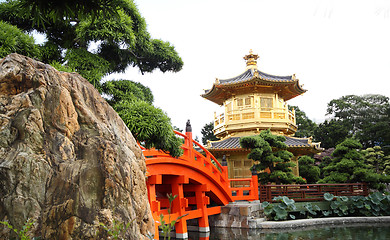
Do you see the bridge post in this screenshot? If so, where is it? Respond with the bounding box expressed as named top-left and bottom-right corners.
top-left (171, 176), bottom-right (189, 239)
top-left (185, 120), bottom-right (194, 161)
top-left (195, 185), bottom-right (210, 232)
top-left (252, 174), bottom-right (259, 200)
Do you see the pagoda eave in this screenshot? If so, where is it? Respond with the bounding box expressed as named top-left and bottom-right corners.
top-left (201, 78), bottom-right (306, 105)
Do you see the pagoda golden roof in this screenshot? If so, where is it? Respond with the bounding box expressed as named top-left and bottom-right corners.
top-left (202, 51), bottom-right (307, 105)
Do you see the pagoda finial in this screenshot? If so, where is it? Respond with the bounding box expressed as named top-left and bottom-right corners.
top-left (243, 49), bottom-right (259, 69)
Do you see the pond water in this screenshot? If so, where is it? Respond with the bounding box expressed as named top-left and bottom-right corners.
top-left (175, 223), bottom-right (390, 240)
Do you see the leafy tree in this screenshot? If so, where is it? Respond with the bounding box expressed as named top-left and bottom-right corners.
top-left (240, 130), bottom-right (305, 184)
top-left (318, 156), bottom-right (332, 179)
top-left (12, 0), bottom-right (129, 27)
top-left (0, 0), bottom-right (183, 86)
top-left (201, 121), bottom-right (218, 145)
top-left (289, 106), bottom-right (317, 138)
top-left (0, 0), bottom-right (184, 157)
top-left (362, 146), bottom-right (389, 175)
top-left (102, 80), bottom-right (153, 105)
top-left (325, 94), bottom-right (390, 149)
top-left (314, 119), bottom-right (351, 149)
top-left (102, 80), bottom-right (183, 157)
top-left (173, 126), bottom-right (183, 133)
top-left (66, 48), bottom-right (111, 91)
top-left (0, 20), bottom-right (40, 58)
top-left (383, 155), bottom-right (390, 176)
top-left (298, 156), bottom-right (320, 183)
top-left (319, 138), bottom-right (388, 190)
top-left (114, 100), bottom-right (182, 157)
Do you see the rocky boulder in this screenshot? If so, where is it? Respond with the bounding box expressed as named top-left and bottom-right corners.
top-left (0, 54), bottom-right (154, 239)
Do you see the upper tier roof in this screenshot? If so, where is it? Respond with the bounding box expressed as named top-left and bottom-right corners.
top-left (201, 51), bottom-right (307, 105)
top-left (219, 68), bottom-right (293, 84)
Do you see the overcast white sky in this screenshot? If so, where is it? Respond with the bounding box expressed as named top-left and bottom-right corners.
top-left (110, 0), bottom-right (390, 140)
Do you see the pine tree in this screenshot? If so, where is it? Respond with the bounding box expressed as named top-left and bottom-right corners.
top-left (319, 139), bottom-right (389, 190)
top-left (240, 130), bottom-right (305, 184)
top-left (298, 156), bottom-right (320, 183)
top-left (201, 122), bottom-right (218, 145)
top-left (363, 146), bottom-right (386, 174)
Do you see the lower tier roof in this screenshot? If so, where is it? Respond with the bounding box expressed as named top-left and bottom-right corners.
top-left (207, 136), bottom-right (322, 153)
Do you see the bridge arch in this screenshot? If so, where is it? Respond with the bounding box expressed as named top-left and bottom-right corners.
top-left (143, 129), bottom-right (258, 239)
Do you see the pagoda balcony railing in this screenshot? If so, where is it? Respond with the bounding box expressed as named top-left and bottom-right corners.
top-left (214, 107), bottom-right (296, 135)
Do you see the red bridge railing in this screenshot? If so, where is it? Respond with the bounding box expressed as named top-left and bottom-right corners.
top-left (143, 130), bottom-right (259, 239)
top-left (176, 130), bottom-right (259, 202)
top-left (229, 176), bottom-right (259, 202)
top-left (259, 183), bottom-right (368, 202)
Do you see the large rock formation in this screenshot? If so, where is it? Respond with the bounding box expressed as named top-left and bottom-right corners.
top-left (0, 54), bottom-right (154, 239)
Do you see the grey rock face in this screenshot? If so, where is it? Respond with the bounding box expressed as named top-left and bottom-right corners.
top-left (0, 54), bottom-right (153, 239)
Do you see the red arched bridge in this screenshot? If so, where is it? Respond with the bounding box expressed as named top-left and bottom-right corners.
top-left (142, 127), bottom-right (259, 239)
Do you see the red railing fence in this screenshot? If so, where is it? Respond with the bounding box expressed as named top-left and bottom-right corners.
top-left (259, 183), bottom-right (368, 202)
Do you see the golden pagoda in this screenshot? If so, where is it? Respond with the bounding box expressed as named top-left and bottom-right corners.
top-left (202, 50), bottom-right (322, 180)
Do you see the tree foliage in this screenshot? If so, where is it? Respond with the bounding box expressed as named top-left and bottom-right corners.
top-left (0, 21), bottom-right (40, 58)
top-left (362, 146), bottom-right (390, 175)
top-left (102, 80), bottom-right (153, 105)
top-left (289, 106), bottom-right (317, 138)
top-left (314, 119), bottom-right (352, 149)
top-left (0, 0), bottom-right (183, 85)
top-left (318, 156), bottom-right (333, 179)
top-left (66, 48), bottom-right (110, 91)
top-left (324, 94), bottom-right (390, 149)
top-left (298, 156), bottom-right (320, 184)
top-left (201, 121), bottom-right (218, 145)
top-left (103, 80), bottom-right (183, 157)
top-left (319, 138), bottom-right (389, 190)
top-left (114, 99), bottom-right (182, 157)
top-left (240, 130), bottom-right (305, 184)
top-left (10, 0), bottom-right (128, 27)
top-left (0, 0), bottom-right (184, 157)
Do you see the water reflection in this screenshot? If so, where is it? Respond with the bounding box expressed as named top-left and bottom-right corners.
top-left (176, 223), bottom-right (390, 240)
